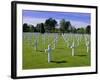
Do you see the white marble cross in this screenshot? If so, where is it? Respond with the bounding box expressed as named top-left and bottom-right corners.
top-left (42, 34), bottom-right (46, 50)
top-left (45, 44), bottom-right (52, 63)
top-left (70, 41), bottom-right (75, 56)
top-left (77, 37), bottom-right (80, 46)
top-left (33, 33), bottom-right (39, 50)
top-left (86, 41), bottom-right (90, 53)
top-left (85, 36), bottom-right (90, 53)
top-left (53, 36), bottom-right (58, 49)
top-left (34, 40), bottom-right (38, 51)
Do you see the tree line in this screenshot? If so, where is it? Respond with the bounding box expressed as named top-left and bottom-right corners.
top-left (23, 18), bottom-right (90, 34)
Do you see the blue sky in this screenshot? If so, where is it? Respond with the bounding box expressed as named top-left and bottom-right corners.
top-left (23, 10), bottom-right (91, 28)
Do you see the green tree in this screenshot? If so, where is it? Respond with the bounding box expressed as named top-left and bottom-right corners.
top-left (35, 23), bottom-right (45, 33)
top-left (60, 19), bottom-right (66, 33)
top-left (71, 26), bottom-right (77, 33)
top-left (23, 23), bottom-right (30, 32)
top-left (40, 23), bottom-right (45, 34)
top-left (36, 23), bottom-right (40, 32)
top-left (44, 18), bottom-right (57, 32)
top-left (65, 21), bottom-right (72, 32)
top-left (60, 19), bottom-right (72, 33)
top-left (86, 25), bottom-right (91, 34)
top-left (29, 25), bottom-right (35, 32)
top-left (77, 28), bottom-right (85, 34)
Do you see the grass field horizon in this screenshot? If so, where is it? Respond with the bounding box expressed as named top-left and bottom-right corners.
top-left (22, 32), bottom-right (91, 70)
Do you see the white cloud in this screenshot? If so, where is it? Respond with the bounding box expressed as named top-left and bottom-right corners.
top-left (23, 17), bottom-right (46, 26)
top-left (70, 20), bottom-right (90, 28)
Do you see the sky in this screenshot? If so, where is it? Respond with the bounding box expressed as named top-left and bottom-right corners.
top-left (22, 10), bottom-right (91, 28)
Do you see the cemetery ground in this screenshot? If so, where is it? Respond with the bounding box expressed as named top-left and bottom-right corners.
top-left (23, 33), bottom-right (91, 69)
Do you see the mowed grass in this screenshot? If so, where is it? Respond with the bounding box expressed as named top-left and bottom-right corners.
top-left (23, 33), bottom-right (91, 69)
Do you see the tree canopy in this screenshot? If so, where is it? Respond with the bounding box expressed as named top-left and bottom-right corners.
top-left (23, 18), bottom-right (91, 34)
top-left (44, 18), bottom-right (57, 32)
top-left (86, 25), bottom-right (91, 34)
top-left (60, 19), bottom-right (72, 33)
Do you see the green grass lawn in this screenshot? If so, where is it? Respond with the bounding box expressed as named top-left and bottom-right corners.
top-left (23, 33), bottom-right (91, 69)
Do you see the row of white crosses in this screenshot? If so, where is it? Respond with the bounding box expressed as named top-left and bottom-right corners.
top-left (62, 33), bottom-right (90, 56)
top-left (33, 33), bottom-right (39, 51)
top-left (62, 34), bottom-right (70, 47)
top-left (33, 33), bottom-right (59, 51)
top-left (32, 32), bottom-right (58, 63)
top-left (34, 39), bottom-right (38, 51)
top-left (85, 35), bottom-right (90, 53)
top-left (75, 34), bottom-right (81, 46)
top-left (52, 34), bottom-right (58, 49)
top-left (33, 33), bottom-right (47, 51)
top-left (42, 34), bottom-right (46, 50)
top-left (32, 33), bottom-right (90, 63)
top-left (24, 33), bottom-right (33, 45)
top-left (62, 34), bottom-right (77, 56)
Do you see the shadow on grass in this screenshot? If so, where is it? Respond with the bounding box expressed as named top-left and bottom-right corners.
top-left (38, 50), bottom-right (44, 52)
top-left (75, 54), bottom-right (87, 57)
top-left (51, 60), bottom-right (67, 64)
